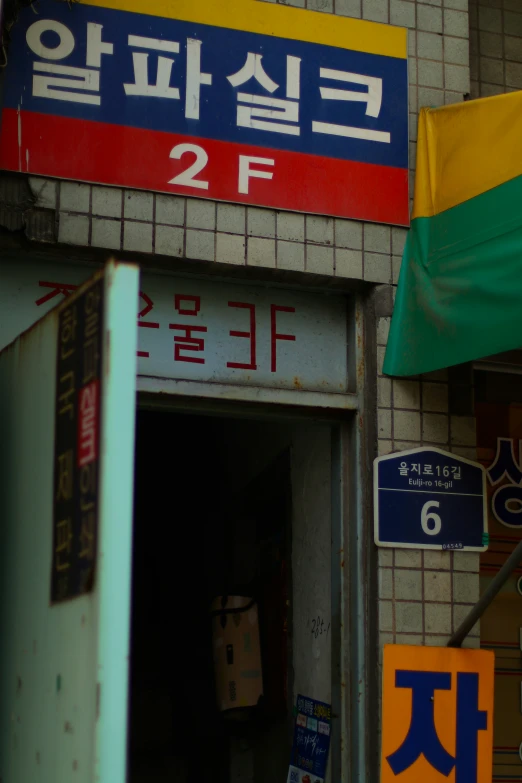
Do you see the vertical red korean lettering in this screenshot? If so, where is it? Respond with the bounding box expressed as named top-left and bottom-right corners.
top-left (77, 380), bottom-right (99, 467)
top-left (270, 304), bottom-right (296, 373)
top-left (137, 290), bottom-right (160, 358)
top-left (227, 302), bottom-right (257, 370)
top-left (169, 294), bottom-right (207, 364)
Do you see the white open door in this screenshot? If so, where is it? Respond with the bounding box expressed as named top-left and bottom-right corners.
top-left (0, 262), bottom-right (139, 783)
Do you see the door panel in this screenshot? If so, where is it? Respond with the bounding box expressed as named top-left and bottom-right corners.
top-left (0, 262), bottom-right (139, 783)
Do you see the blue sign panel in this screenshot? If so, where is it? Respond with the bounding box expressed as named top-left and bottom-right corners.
top-left (0, 0), bottom-right (409, 225)
top-left (374, 447), bottom-right (488, 552)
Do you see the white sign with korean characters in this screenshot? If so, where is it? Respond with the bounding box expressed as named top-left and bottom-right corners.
top-left (0, 259), bottom-right (349, 394)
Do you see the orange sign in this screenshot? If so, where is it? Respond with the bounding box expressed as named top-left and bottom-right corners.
top-left (381, 645), bottom-right (494, 783)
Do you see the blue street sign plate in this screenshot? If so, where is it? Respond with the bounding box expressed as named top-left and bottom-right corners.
top-left (374, 447), bottom-right (488, 551)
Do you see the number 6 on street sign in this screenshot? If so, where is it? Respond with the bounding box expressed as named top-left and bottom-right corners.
top-left (374, 447), bottom-right (488, 552)
top-left (421, 501), bottom-right (441, 536)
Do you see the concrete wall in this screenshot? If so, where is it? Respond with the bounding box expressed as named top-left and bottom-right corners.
top-left (290, 424), bottom-right (332, 710)
top-left (469, 0), bottom-right (522, 98)
top-left (376, 365), bottom-right (481, 653)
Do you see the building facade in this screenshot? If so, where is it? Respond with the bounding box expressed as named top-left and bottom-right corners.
top-left (0, 0), bottom-right (520, 780)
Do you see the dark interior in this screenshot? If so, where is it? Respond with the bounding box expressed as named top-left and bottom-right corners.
top-left (128, 409), bottom-right (292, 783)
top-left (475, 369), bottom-right (522, 405)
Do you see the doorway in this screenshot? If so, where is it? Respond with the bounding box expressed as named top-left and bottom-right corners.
top-left (128, 408), bottom-right (334, 783)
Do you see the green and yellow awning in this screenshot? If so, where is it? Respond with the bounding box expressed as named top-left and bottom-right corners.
top-left (384, 91), bottom-right (522, 377)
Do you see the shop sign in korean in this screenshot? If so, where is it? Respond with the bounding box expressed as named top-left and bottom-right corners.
top-left (0, 259), bottom-right (349, 394)
top-left (476, 404), bottom-right (522, 780)
top-left (0, 0), bottom-right (408, 225)
top-left (381, 645), bottom-right (494, 783)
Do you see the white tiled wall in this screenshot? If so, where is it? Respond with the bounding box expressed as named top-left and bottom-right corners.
top-left (470, 0), bottom-right (522, 98)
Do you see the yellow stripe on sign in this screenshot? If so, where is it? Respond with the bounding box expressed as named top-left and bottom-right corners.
top-left (413, 90), bottom-right (522, 219)
top-left (81, 0), bottom-right (407, 59)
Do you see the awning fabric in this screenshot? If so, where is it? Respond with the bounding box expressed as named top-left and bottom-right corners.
top-left (383, 91), bottom-right (522, 377)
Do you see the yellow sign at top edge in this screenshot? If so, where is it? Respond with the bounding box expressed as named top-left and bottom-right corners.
top-left (80, 0), bottom-right (407, 60)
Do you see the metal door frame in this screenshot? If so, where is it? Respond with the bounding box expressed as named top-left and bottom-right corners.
top-left (133, 290), bottom-right (376, 783)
